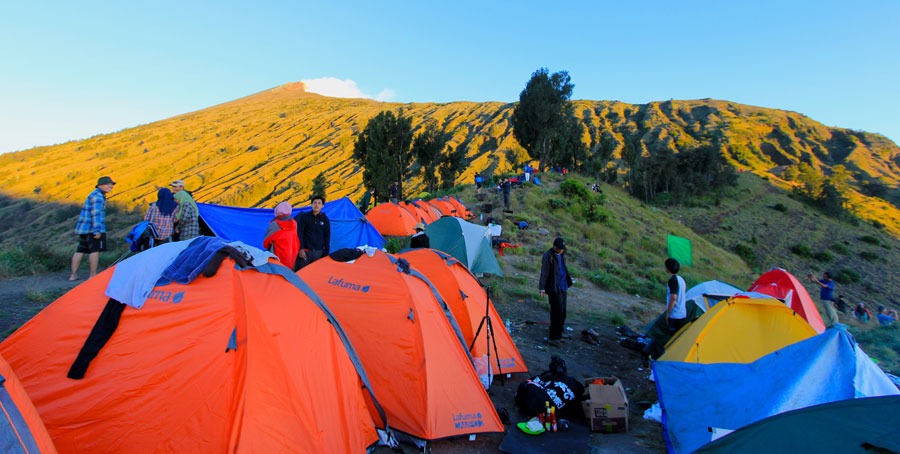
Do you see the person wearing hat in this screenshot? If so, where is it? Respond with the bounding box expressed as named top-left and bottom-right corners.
top-left (294, 194), bottom-right (330, 270)
top-left (169, 179), bottom-right (186, 194)
top-left (263, 202), bottom-right (300, 270)
top-left (539, 237), bottom-right (574, 346)
top-left (69, 176), bottom-right (115, 281)
top-left (410, 222), bottom-right (430, 248)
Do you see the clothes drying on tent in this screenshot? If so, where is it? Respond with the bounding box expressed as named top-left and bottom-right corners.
top-left (748, 268), bottom-right (826, 333)
top-left (653, 327), bottom-right (900, 454)
top-left (399, 248), bottom-right (526, 373)
top-left (425, 217), bottom-right (504, 276)
top-left (0, 242), bottom-right (385, 453)
top-left (196, 196), bottom-right (385, 252)
top-left (297, 251), bottom-right (504, 444)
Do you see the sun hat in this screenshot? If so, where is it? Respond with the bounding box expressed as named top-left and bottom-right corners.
top-left (415, 222), bottom-right (426, 231)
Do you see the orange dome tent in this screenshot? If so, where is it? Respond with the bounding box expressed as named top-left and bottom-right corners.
top-left (399, 201), bottom-right (436, 224)
top-left (0, 242), bottom-right (382, 453)
top-left (412, 200), bottom-right (443, 221)
top-left (445, 196), bottom-right (474, 219)
top-left (297, 251), bottom-right (504, 444)
top-left (0, 353), bottom-right (56, 453)
top-left (366, 202), bottom-right (419, 236)
top-left (399, 248), bottom-right (527, 373)
top-left (427, 199), bottom-right (457, 217)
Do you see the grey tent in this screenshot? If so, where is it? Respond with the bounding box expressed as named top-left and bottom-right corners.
top-left (425, 217), bottom-right (503, 276)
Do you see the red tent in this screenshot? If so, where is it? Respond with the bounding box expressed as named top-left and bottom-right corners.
top-left (747, 268), bottom-right (826, 333)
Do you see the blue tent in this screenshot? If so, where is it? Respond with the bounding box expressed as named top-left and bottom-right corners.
top-left (197, 197), bottom-right (385, 251)
top-left (652, 327), bottom-right (900, 453)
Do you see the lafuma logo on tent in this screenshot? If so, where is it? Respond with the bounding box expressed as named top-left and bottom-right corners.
top-left (452, 412), bottom-right (484, 429)
top-left (327, 275), bottom-right (371, 293)
top-left (147, 290), bottom-right (186, 303)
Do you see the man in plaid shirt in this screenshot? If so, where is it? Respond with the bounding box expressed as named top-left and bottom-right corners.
top-left (69, 176), bottom-right (115, 281)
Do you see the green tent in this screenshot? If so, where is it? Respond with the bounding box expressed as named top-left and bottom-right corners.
top-left (425, 217), bottom-right (504, 276)
top-left (695, 396), bottom-right (900, 453)
top-left (667, 234), bottom-right (692, 266)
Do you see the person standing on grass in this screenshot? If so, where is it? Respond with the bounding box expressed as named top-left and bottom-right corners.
top-left (664, 258), bottom-right (688, 334)
top-left (539, 237), bottom-right (573, 347)
top-left (70, 176), bottom-right (115, 281)
top-left (294, 194), bottom-right (330, 270)
top-left (809, 271), bottom-right (839, 327)
top-left (500, 178), bottom-right (511, 209)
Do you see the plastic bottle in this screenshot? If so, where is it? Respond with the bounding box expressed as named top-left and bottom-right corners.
top-left (550, 406), bottom-right (557, 432)
top-left (544, 401), bottom-right (551, 431)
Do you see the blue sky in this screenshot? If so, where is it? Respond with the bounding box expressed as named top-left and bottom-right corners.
top-left (2, 1), bottom-right (898, 153)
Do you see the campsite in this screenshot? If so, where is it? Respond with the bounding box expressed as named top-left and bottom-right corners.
top-left (1, 172), bottom-right (898, 453)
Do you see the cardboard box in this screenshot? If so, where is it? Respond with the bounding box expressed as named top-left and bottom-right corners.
top-left (581, 376), bottom-right (629, 433)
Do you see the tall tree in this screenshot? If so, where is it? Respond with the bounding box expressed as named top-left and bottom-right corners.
top-left (353, 110), bottom-right (414, 202)
top-left (411, 122), bottom-right (450, 194)
top-left (311, 171), bottom-right (328, 199)
top-left (512, 68), bottom-right (576, 171)
top-left (438, 144), bottom-right (467, 189)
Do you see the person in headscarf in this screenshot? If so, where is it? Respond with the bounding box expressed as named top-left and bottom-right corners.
top-left (144, 188), bottom-right (177, 244)
top-left (263, 201), bottom-right (300, 269)
top-left (173, 190), bottom-right (199, 240)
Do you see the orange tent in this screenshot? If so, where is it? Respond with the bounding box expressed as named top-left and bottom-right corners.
top-left (399, 201), bottom-right (435, 224)
top-left (0, 245), bottom-right (380, 453)
top-left (427, 199), bottom-right (457, 217)
top-left (747, 268), bottom-right (826, 333)
top-left (399, 248), bottom-right (527, 373)
top-left (444, 196), bottom-right (474, 219)
top-left (412, 200), bottom-right (443, 222)
top-left (366, 202), bottom-right (419, 236)
top-left (401, 201), bottom-right (439, 224)
top-left (0, 353), bottom-right (56, 454)
top-left (297, 251), bottom-right (504, 442)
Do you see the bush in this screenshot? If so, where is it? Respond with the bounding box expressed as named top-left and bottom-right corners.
top-left (383, 237), bottom-right (406, 254)
top-left (859, 235), bottom-right (880, 245)
top-left (548, 199), bottom-right (569, 209)
top-left (732, 243), bottom-right (756, 266)
top-left (859, 251), bottom-right (879, 262)
top-left (872, 220), bottom-right (885, 230)
top-left (812, 251), bottom-right (833, 262)
top-left (790, 243), bottom-right (813, 257)
top-left (830, 243), bottom-right (850, 255)
top-left (833, 268), bottom-right (861, 284)
top-left (771, 203), bottom-right (787, 212)
top-left (559, 179), bottom-right (591, 201)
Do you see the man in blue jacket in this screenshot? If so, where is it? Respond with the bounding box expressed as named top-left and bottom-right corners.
top-left (70, 176), bottom-right (115, 281)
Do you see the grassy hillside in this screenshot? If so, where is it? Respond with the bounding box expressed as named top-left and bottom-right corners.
top-left (1, 83), bottom-right (898, 225)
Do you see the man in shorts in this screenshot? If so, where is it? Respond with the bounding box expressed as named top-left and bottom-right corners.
top-left (69, 176), bottom-right (115, 280)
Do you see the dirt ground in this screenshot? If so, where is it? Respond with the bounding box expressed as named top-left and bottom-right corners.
top-left (0, 264), bottom-right (667, 453)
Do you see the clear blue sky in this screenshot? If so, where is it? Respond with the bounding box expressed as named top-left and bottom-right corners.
top-left (2, 1), bottom-right (898, 154)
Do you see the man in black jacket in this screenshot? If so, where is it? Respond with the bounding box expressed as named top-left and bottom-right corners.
top-left (294, 194), bottom-right (330, 269)
top-left (539, 237), bottom-right (574, 346)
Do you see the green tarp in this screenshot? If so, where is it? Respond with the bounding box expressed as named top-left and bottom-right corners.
top-left (667, 234), bottom-right (692, 267)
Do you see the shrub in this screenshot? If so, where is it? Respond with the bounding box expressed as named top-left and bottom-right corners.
top-left (790, 243), bottom-right (813, 257)
top-left (859, 251), bottom-right (878, 262)
top-left (771, 203), bottom-right (787, 212)
top-left (812, 251), bottom-right (833, 262)
top-left (548, 199), bottom-right (569, 209)
top-left (383, 237), bottom-right (406, 254)
top-left (833, 268), bottom-right (861, 284)
top-left (830, 243), bottom-right (850, 255)
top-left (559, 179), bottom-right (591, 201)
top-left (872, 220), bottom-right (885, 230)
top-left (732, 243), bottom-right (756, 265)
top-left (859, 235), bottom-right (880, 245)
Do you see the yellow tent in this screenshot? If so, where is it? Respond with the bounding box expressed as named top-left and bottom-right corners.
top-left (660, 297), bottom-right (817, 364)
